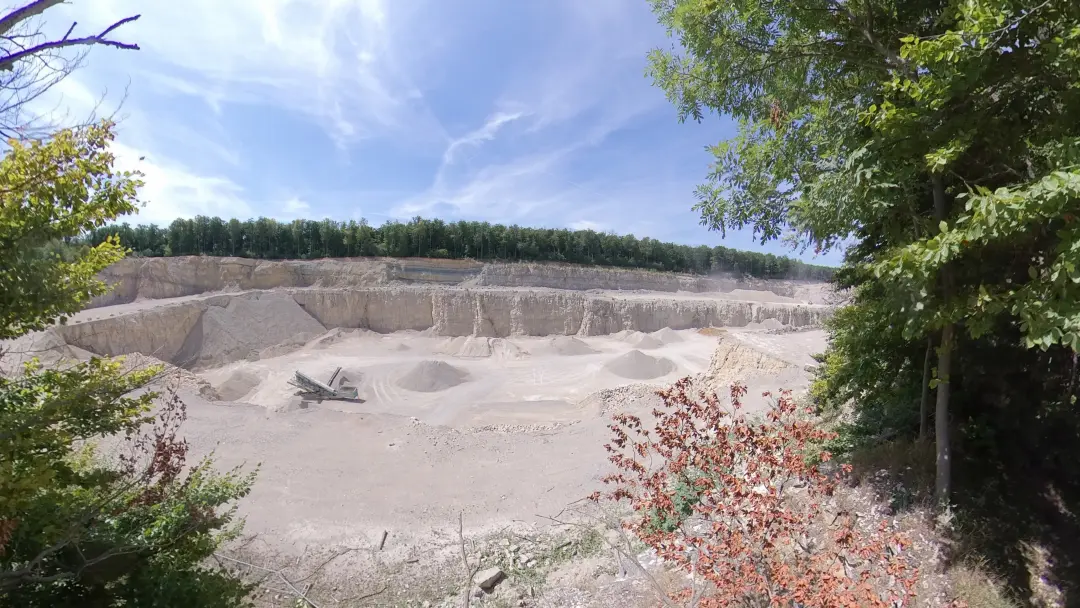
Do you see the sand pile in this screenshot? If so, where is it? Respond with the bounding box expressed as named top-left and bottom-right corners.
top-left (112, 352), bottom-right (220, 400)
top-left (174, 294), bottom-right (326, 369)
top-left (0, 328), bottom-right (91, 375)
top-left (577, 383), bottom-right (666, 417)
top-left (623, 332), bottom-right (663, 349)
top-left (439, 336), bottom-right (493, 358)
top-left (703, 335), bottom-right (800, 390)
top-left (213, 367), bottom-right (269, 401)
top-left (651, 327), bottom-right (684, 344)
top-left (742, 318), bottom-right (787, 331)
top-left (0, 331), bottom-right (218, 399)
top-left (548, 336), bottom-right (597, 356)
top-left (396, 360), bottom-right (470, 392)
top-left (307, 327), bottom-right (372, 349)
top-left (603, 350), bottom-right (677, 380)
top-left (491, 339), bottom-right (529, 360)
top-left (438, 337), bottom-right (528, 359)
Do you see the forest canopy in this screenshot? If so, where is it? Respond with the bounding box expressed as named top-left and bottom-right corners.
top-left (78, 215), bottom-right (836, 281)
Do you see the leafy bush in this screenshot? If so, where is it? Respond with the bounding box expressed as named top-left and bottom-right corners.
top-left (593, 379), bottom-right (919, 607)
top-left (0, 123), bottom-right (256, 606)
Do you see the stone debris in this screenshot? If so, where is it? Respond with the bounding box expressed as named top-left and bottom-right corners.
top-left (475, 566), bottom-right (506, 592)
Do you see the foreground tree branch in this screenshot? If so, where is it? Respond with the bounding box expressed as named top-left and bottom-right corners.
top-left (0, 1), bottom-right (140, 139)
top-left (0, 14), bottom-right (140, 72)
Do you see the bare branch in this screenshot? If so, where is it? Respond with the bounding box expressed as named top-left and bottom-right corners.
top-left (0, 15), bottom-right (141, 72)
top-left (0, 0), bottom-right (65, 37)
top-left (458, 511), bottom-right (481, 608)
top-left (0, 2), bottom-right (139, 139)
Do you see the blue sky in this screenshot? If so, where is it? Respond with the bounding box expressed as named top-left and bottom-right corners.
top-left (40, 0), bottom-right (842, 265)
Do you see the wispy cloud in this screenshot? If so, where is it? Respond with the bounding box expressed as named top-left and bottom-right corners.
top-left (442, 111), bottom-right (525, 166)
top-left (62, 0), bottom-right (446, 149)
top-left (25, 72), bottom-right (255, 227)
top-left (389, 0), bottom-right (673, 227)
top-left (7, 0), bottom-right (839, 264)
top-left (114, 143), bottom-right (254, 226)
top-left (568, 220), bottom-right (606, 232)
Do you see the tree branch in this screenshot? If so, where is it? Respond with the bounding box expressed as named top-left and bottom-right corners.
top-left (0, 14), bottom-right (141, 72)
top-left (0, 0), bottom-right (65, 37)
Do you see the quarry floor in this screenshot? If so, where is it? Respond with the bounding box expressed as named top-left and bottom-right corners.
top-left (163, 325), bottom-right (822, 551)
top-left (19, 271), bottom-right (832, 605)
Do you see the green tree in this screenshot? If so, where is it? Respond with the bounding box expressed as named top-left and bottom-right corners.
top-left (647, 0), bottom-right (1080, 509)
top-left (0, 123), bottom-right (255, 606)
top-left (80, 214), bottom-right (837, 280)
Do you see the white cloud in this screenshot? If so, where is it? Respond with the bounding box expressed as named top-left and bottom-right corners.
top-left (390, 0), bottom-right (669, 224)
top-left (8, 0), bottom-right (757, 257)
top-left (393, 146), bottom-right (574, 220)
top-left (500, 0), bottom-right (664, 133)
top-left (442, 112), bottom-right (525, 166)
top-left (282, 197), bottom-right (311, 216)
top-left (113, 142), bottom-right (254, 226)
top-left (22, 72), bottom-right (254, 227)
top-left (568, 220), bottom-right (606, 232)
top-left (60, 0), bottom-right (446, 149)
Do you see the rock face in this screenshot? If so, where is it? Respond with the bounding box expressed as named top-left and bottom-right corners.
top-left (86, 256), bottom-right (829, 309)
top-left (50, 287), bottom-right (832, 370)
top-left (701, 333), bottom-right (804, 392)
top-left (55, 287), bottom-right (830, 365)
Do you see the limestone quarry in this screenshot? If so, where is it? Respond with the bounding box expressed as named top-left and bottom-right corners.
top-left (0, 256), bottom-right (835, 606)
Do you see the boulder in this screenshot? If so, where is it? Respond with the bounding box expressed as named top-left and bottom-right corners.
top-left (475, 566), bottom-right (506, 592)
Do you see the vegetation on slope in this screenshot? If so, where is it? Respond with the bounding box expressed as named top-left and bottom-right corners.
top-left (79, 216), bottom-right (836, 281)
top-left (0, 3), bottom-right (256, 606)
top-left (648, 0), bottom-right (1080, 602)
top-left (0, 123), bottom-right (255, 607)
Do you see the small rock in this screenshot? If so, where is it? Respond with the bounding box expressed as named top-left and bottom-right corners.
top-left (500, 538), bottom-right (511, 547)
top-left (422, 602), bottom-right (431, 608)
top-left (509, 544), bottom-right (519, 553)
top-left (472, 587), bottom-right (484, 599)
top-left (476, 566), bottom-right (506, 592)
top-left (525, 559), bottom-right (537, 568)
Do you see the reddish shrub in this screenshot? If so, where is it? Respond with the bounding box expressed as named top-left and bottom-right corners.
top-left (591, 378), bottom-right (919, 607)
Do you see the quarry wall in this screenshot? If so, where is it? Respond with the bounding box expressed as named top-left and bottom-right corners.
top-left (87, 256), bottom-right (826, 309)
top-left (57, 288), bottom-right (830, 368)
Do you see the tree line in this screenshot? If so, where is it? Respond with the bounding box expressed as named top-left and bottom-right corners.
top-left (80, 215), bottom-right (836, 281)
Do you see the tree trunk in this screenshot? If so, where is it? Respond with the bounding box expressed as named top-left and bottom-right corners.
top-left (919, 335), bottom-right (933, 442)
top-left (934, 323), bottom-right (953, 506)
top-left (932, 173), bottom-right (954, 507)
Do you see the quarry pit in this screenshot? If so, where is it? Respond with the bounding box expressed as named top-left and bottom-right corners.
top-left (0, 256), bottom-right (834, 603)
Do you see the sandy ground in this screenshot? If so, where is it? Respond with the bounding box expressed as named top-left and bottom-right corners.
top-left (200, 330), bottom-right (713, 423)
top-left (181, 330), bottom-right (712, 548)
top-left (17, 274), bottom-right (834, 604)
top-left (161, 325), bottom-right (826, 562)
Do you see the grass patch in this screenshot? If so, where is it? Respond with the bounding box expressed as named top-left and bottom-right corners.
top-left (848, 438), bottom-right (936, 511)
top-left (948, 560), bottom-right (1020, 608)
